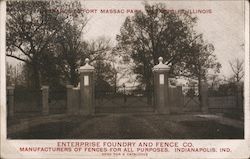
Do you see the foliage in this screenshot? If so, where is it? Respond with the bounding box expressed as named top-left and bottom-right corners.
top-left (86, 38), bottom-right (114, 90)
top-left (6, 1), bottom-right (113, 89)
top-left (52, 2), bottom-right (89, 86)
top-left (181, 36), bottom-right (221, 80)
top-left (94, 60), bottom-right (117, 92)
top-left (6, 1), bottom-right (89, 87)
top-left (116, 3), bottom-right (220, 92)
top-left (6, 1), bottom-right (70, 88)
top-left (116, 3), bottom-right (221, 108)
top-left (229, 58), bottom-right (244, 83)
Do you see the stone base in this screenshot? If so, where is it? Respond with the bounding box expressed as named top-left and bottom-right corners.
top-left (79, 110), bottom-right (89, 116)
top-left (79, 109), bottom-right (94, 116)
top-left (156, 108), bottom-right (170, 114)
top-left (201, 107), bottom-right (209, 113)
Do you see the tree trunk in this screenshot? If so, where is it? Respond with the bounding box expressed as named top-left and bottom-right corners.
top-left (32, 64), bottom-right (41, 89)
top-left (30, 64), bottom-right (42, 111)
top-left (143, 61), bottom-right (153, 105)
top-left (198, 76), bottom-right (202, 111)
top-left (69, 64), bottom-right (79, 87)
top-left (145, 76), bottom-right (153, 105)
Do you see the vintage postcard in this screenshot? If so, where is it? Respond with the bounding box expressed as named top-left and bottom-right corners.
top-left (0, 0), bottom-right (249, 158)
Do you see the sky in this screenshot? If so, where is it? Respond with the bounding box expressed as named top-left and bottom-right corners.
top-left (7, 0), bottom-right (246, 79)
top-left (81, 0), bottom-right (245, 78)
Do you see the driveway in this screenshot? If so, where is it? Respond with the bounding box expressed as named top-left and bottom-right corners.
top-left (7, 113), bottom-right (244, 139)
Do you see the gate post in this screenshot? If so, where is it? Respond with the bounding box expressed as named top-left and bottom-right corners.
top-left (236, 83), bottom-right (243, 112)
top-left (176, 84), bottom-right (184, 113)
top-left (201, 81), bottom-right (209, 113)
top-left (66, 85), bottom-right (73, 115)
top-left (41, 86), bottom-right (49, 115)
top-left (79, 58), bottom-right (95, 115)
top-left (153, 57), bottom-right (170, 114)
top-left (7, 86), bottom-right (15, 117)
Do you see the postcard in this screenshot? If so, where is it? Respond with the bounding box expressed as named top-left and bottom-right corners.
top-left (0, 0), bottom-right (249, 158)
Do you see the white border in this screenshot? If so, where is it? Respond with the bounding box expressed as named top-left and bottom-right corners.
top-left (0, 0), bottom-right (7, 158)
top-left (0, 0), bottom-right (249, 159)
top-left (244, 1), bottom-right (250, 156)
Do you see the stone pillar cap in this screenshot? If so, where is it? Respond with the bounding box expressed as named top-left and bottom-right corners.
top-left (41, 86), bottom-right (49, 89)
top-left (66, 85), bottom-right (74, 88)
top-left (79, 58), bottom-right (95, 72)
top-left (153, 57), bottom-right (170, 71)
top-left (7, 86), bottom-right (15, 89)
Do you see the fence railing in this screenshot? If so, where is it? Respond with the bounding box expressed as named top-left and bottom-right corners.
top-left (95, 87), bottom-right (154, 107)
top-left (6, 83), bottom-right (244, 117)
top-left (49, 89), bottom-right (67, 114)
top-left (6, 86), bottom-right (67, 117)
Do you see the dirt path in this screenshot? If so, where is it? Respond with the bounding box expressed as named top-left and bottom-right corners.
top-left (8, 113), bottom-right (244, 139)
top-left (68, 114), bottom-right (170, 139)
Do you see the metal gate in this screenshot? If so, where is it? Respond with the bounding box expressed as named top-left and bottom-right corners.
top-left (49, 89), bottom-right (67, 114)
top-left (183, 87), bottom-right (201, 112)
top-left (95, 85), bottom-right (154, 113)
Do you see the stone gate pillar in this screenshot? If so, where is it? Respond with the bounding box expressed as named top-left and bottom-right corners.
top-left (236, 83), bottom-right (243, 112)
top-left (176, 84), bottom-right (184, 113)
top-left (66, 85), bottom-right (74, 115)
top-left (79, 58), bottom-right (95, 115)
top-left (153, 57), bottom-right (170, 114)
top-left (201, 80), bottom-right (209, 113)
top-left (41, 86), bottom-right (49, 115)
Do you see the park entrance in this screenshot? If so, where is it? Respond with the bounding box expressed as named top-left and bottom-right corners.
top-left (63, 57), bottom-right (209, 116)
top-left (7, 57), bottom-right (211, 117)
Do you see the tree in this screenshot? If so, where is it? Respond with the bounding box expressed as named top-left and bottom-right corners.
top-left (6, 1), bottom-right (84, 88)
top-left (85, 37), bottom-right (111, 63)
top-left (229, 58), bottom-right (244, 83)
top-left (117, 3), bottom-right (197, 88)
top-left (54, 7), bottom-right (88, 86)
top-left (208, 74), bottom-right (221, 90)
top-left (182, 36), bottom-right (221, 108)
top-left (59, 34), bottom-right (113, 88)
top-left (86, 38), bottom-right (117, 91)
top-left (94, 60), bottom-right (117, 93)
top-left (116, 3), bottom-right (221, 106)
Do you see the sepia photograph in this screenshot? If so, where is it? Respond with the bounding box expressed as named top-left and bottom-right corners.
top-left (4, 0), bottom-right (246, 141)
top-left (2, 0), bottom-right (250, 158)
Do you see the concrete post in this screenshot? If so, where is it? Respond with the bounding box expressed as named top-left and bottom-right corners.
top-left (41, 86), bottom-right (49, 115)
top-left (153, 57), bottom-right (171, 114)
top-left (176, 84), bottom-right (184, 113)
top-left (66, 85), bottom-right (74, 115)
top-left (201, 81), bottom-right (209, 113)
top-left (169, 86), bottom-right (175, 112)
top-left (7, 86), bottom-right (15, 117)
top-left (72, 88), bottom-right (80, 115)
top-left (236, 83), bottom-right (243, 112)
top-left (79, 58), bottom-right (95, 115)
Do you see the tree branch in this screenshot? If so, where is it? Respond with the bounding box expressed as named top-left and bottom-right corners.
top-left (6, 54), bottom-right (29, 63)
top-left (12, 43), bottom-right (32, 60)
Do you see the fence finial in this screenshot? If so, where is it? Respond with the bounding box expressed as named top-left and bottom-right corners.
top-left (79, 58), bottom-right (94, 72)
top-left (158, 57), bottom-right (163, 64)
top-left (85, 58), bottom-right (90, 64)
top-left (153, 56), bottom-right (170, 71)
